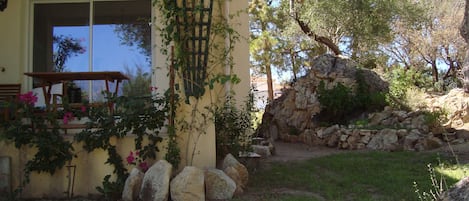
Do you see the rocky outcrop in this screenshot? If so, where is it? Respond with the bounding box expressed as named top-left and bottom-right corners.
top-left (170, 166), bottom-right (205, 201)
top-left (140, 160), bottom-right (172, 201)
top-left (257, 54), bottom-right (469, 152)
top-left (258, 54), bottom-right (388, 141)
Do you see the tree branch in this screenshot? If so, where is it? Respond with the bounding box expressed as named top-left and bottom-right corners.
top-left (293, 15), bottom-right (341, 55)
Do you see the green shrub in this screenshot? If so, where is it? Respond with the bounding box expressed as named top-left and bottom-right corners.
top-left (423, 109), bottom-right (448, 129)
top-left (215, 97), bottom-right (253, 161)
top-left (317, 81), bottom-right (352, 123)
top-left (385, 67), bottom-right (431, 109)
top-left (316, 70), bottom-right (387, 124)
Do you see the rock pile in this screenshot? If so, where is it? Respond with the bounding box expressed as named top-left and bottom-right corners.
top-left (122, 154), bottom-right (248, 201)
top-left (279, 106), bottom-right (465, 151)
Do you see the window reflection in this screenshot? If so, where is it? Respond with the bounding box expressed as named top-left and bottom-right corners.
top-left (33, 1), bottom-right (151, 102)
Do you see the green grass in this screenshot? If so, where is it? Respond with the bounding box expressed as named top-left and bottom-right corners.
top-left (236, 151), bottom-right (466, 201)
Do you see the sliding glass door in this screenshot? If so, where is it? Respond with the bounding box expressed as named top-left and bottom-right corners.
top-left (32, 0), bottom-right (151, 101)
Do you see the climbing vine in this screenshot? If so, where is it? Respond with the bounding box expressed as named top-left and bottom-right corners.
top-left (153, 0), bottom-right (246, 166)
top-left (1, 91), bottom-right (168, 200)
top-left (75, 93), bottom-right (168, 200)
top-left (1, 92), bottom-right (75, 198)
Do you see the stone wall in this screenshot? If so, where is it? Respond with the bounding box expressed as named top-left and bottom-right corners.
top-left (258, 54), bottom-right (469, 152)
top-left (281, 106), bottom-right (464, 151)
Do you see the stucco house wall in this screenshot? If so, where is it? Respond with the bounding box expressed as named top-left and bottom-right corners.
top-left (0, 0), bottom-right (249, 198)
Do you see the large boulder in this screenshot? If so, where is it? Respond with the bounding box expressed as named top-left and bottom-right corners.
top-left (223, 166), bottom-right (244, 195)
top-left (222, 154), bottom-right (249, 187)
top-left (122, 168), bottom-right (144, 201)
top-left (170, 166), bottom-right (205, 201)
top-left (140, 160), bottom-right (172, 201)
top-left (205, 168), bottom-right (236, 200)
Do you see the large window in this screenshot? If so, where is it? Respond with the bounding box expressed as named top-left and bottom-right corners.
top-left (32, 0), bottom-right (151, 101)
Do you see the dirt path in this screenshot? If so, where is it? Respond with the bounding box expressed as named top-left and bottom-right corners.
top-left (428, 142), bottom-right (469, 163)
top-left (266, 141), bottom-right (347, 162)
top-left (268, 141), bottom-right (469, 163)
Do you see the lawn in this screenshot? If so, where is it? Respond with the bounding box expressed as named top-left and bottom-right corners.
top-left (235, 151), bottom-right (468, 201)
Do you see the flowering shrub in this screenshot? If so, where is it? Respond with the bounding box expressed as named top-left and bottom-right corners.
top-left (3, 90), bottom-right (168, 199)
top-left (19, 91), bottom-right (38, 105)
top-left (2, 91), bottom-right (75, 197)
top-left (75, 92), bottom-right (168, 199)
top-left (126, 150), bottom-right (149, 172)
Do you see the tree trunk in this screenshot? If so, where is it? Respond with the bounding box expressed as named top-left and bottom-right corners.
top-left (290, 48), bottom-right (298, 81)
top-left (266, 62), bottom-right (274, 102)
top-left (431, 59), bottom-right (439, 84)
top-left (264, 37), bottom-right (274, 102)
top-left (460, 0), bottom-right (469, 92)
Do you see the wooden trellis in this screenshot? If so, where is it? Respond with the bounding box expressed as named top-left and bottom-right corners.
top-left (175, 0), bottom-right (213, 99)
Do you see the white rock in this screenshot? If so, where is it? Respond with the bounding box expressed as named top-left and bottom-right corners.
top-left (251, 145), bottom-right (271, 157)
top-left (140, 160), bottom-right (172, 201)
top-left (222, 154), bottom-right (249, 187)
top-left (122, 168), bottom-right (144, 201)
top-left (170, 166), bottom-right (205, 201)
top-left (205, 168), bottom-right (236, 200)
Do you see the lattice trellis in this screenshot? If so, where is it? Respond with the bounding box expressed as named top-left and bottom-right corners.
top-left (175, 0), bottom-right (213, 99)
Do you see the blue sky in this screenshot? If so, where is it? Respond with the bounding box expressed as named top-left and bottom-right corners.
top-left (54, 25), bottom-right (150, 73)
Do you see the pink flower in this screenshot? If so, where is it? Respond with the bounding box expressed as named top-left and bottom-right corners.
top-left (80, 105), bottom-right (87, 113)
top-left (19, 91), bottom-right (38, 105)
top-left (126, 151), bottom-right (135, 164)
top-left (62, 112), bottom-right (74, 124)
top-left (139, 161), bottom-right (149, 172)
top-left (126, 150), bottom-right (149, 172)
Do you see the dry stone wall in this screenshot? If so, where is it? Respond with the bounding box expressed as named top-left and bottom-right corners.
top-left (258, 54), bottom-right (469, 152)
top-left (281, 106), bottom-right (462, 151)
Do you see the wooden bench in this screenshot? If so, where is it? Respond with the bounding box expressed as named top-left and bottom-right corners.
top-left (0, 84), bottom-right (21, 122)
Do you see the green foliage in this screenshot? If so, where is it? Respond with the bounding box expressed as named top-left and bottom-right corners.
top-left (122, 66), bottom-right (152, 97)
top-left (1, 92), bottom-right (76, 198)
top-left (75, 92), bottom-right (168, 198)
top-left (215, 97), bottom-right (253, 161)
top-left (164, 129), bottom-right (181, 169)
top-left (317, 81), bottom-right (353, 122)
top-left (316, 70), bottom-right (387, 124)
top-left (96, 174), bottom-right (125, 201)
top-left (422, 109), bottom-right (448, 129)
top-left (385, 67), bottom-right (431, 109)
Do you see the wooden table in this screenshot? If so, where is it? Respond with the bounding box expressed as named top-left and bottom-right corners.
top-left (24, 71), bottom-right (129, 112)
